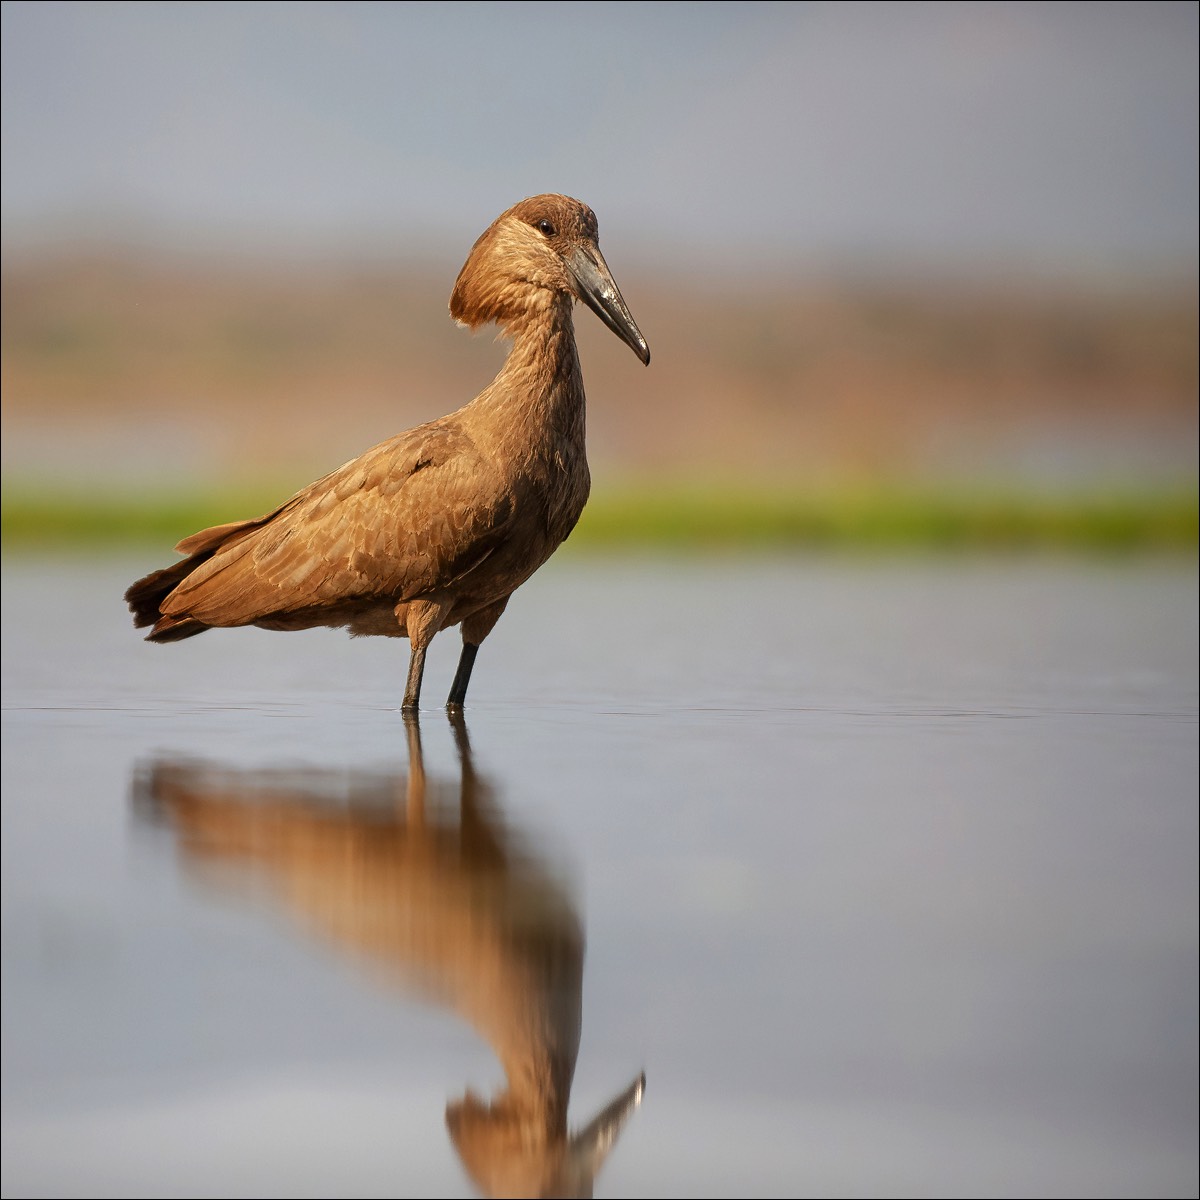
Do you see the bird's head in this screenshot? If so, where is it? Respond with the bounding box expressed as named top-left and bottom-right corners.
top-left (450, 194), bottom-right (650, 365)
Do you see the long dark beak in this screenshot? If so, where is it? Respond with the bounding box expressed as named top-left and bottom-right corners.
top-left (566, 245), bottom-right (651, 365)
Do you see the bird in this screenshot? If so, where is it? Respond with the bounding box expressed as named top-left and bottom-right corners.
top-left (125, 194), bottom-right (650, 710)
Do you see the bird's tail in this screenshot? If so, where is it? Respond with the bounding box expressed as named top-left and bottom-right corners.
top-left (126, 514), bottom-right (269, 642)
top-left (125, 555), bottom-right (214, 641)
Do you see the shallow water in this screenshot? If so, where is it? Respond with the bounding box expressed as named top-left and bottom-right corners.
top-left (2, 552), bottom-right (1197, 1198)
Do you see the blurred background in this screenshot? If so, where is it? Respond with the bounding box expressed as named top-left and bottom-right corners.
top-left (2, 0), bottom-right (1197, 539)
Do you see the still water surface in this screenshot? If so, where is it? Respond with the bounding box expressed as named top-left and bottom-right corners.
top-left (2, 553), bottom-right (1197, 1197)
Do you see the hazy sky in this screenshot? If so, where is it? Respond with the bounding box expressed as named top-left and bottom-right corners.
top-left (2, 1), bottom-right (1197, 272)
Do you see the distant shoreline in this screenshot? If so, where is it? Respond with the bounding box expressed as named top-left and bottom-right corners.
top-left (4, 483), bottom-right (1195, 554)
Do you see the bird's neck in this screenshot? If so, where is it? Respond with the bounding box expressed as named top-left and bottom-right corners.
top-left (468, 295), bottom-right (586, 460)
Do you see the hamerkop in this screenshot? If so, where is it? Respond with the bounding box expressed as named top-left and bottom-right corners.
top-left (125, 195), bottom-right (649, 709)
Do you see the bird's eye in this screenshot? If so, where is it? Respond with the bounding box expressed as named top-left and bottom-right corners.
top-left (536, 219), bottom-right (556, 237)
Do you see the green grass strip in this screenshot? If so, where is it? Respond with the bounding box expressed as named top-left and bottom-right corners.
top-left (2, 483), bottom-right (1196, 553)
top-left (570, 484), bottom-right (1199, 552)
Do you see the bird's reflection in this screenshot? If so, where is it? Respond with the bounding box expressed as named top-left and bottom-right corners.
top-left (133, 713), bottom-right (643, 1198)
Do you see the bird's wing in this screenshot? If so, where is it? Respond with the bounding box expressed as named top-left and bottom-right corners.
top-left (160, 421), bottom-right (514, 626)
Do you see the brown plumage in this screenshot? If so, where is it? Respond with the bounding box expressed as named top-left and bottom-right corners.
top-left (125, 194), bottom-right (649, 709)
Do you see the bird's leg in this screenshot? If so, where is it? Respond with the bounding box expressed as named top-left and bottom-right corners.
top-left (446, 643), bottom-right (479, 711)
top-left (399, 598), bottom-right (451, 712)
top-left (402, 642), bottom-right (429, 712)
top-left (447, 596), bottom-right (510, 711)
